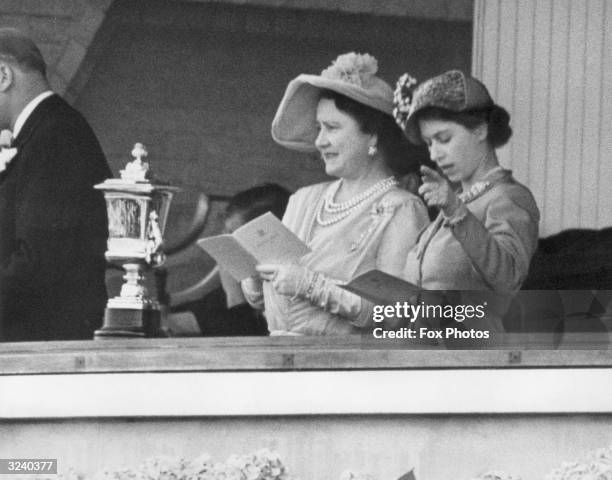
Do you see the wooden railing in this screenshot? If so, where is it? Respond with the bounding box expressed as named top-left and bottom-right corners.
top-left (1, 335), bottom-right (611, 376)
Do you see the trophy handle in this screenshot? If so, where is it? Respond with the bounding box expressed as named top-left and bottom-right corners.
top-left (161, 191), bottom-right (209, 256)
top-left (145, 210), bottom-right (164, 265)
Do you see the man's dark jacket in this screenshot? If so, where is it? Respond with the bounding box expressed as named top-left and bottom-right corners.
top-left (0, 94), bottom-right (112, 341)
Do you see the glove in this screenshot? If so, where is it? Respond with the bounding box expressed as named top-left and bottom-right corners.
top-left (256, 263), bottom-right (307, 297)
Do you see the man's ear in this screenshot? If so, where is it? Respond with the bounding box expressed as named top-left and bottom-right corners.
top-left (0, 63), bottom-right (14, 92)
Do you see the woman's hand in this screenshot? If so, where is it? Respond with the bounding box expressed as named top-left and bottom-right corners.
top-left (418, 165), bottom-right (461, 217)
top-left (256, 263), bottom-right (307, 297)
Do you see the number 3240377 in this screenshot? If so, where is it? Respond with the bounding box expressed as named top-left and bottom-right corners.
top-left (0, 459), bottom-right (57, 474)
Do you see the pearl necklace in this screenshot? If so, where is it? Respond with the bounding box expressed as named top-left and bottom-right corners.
top-left (324, 176), bottom-right (397, 213)
top-left (316, 176), bottom-right (397, 226)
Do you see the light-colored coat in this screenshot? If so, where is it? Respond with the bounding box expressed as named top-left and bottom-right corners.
top-left (403, 168), bottom-right (540, 333)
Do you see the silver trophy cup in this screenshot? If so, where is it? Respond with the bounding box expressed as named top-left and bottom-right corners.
top-left (94, 143), bottom-right (179, 338)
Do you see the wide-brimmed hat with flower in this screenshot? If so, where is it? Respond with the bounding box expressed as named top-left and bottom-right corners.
top-left (271, 52), bottom-right (394, 152)
top-left (393, 69), bottom-right (494, 144)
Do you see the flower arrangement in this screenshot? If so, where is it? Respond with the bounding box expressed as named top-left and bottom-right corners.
top-left (545, 462), bottom-right (593, 480)
top-left (469, 471), bottom-right (521, 480)
top-left (586, 445), bottom-right (612, 477)
top-left (25, 449), bottom-right (293, 480)
top-left (20, 445), bottom-right (612, 480)
top-left (320, 52), bottom-right (379, 88)
top-left (545, 445), bottom-right (612, 480)
top-left (339, 471), bottom-right (376, 480)
top-left (392, 73), bottom-right (418, 131)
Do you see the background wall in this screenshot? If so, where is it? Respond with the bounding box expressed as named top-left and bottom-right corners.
top-left (2, 1), bottom-right (611, 251)
top-left (63, 0), bottom-right (472, 291)
top-left (0, 0), bottom-right (472, 292)
top-left (73, 0), bottom-right (472, 197)
top-left (473, 0), bottom-right (612, 236)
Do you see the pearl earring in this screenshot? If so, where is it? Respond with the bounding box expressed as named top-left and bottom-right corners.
top-left (368, 145), bottom-right (377, 156)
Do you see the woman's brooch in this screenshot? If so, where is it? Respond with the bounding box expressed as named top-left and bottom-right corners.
top-left (458, 181), bottom-right (492, 203)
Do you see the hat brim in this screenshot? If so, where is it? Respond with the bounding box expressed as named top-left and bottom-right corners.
top-left (271, 74), bottom-right (393, 152)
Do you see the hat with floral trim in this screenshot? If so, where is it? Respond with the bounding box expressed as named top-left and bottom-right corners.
top-left (271, 52), bottom-right (394, 152)
top-left (393, 69), bottom-right (494, 144)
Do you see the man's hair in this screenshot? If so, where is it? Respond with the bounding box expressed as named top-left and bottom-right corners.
top-left (0, 28), bottom-right (46, 77)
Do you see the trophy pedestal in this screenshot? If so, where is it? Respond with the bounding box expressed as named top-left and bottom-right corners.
top-left (94, 304), bottom-right (164, 339)
top-left (94, 262), bottom-right (166, 339)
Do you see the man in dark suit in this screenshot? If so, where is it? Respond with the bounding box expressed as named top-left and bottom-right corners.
top-left (0, 28), bottom-right (112, 341)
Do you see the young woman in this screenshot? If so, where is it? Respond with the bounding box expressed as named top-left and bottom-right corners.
top-left (394, 70), bottom-right (540, 334)
top-left (242, 53), bottom-right (430, 335)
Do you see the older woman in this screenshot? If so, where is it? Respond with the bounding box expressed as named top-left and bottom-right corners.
top-left (393, 70), bottom-right (540, 335)
top-left (242, 52), bottom-right (430, 335)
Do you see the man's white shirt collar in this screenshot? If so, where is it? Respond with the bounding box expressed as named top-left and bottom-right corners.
top-left (12, 90), bottom-right (54, 139)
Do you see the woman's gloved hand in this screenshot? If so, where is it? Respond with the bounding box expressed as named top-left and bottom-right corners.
top-left (418, 165), bottom-right (461, 217)
top-left (256, 263), bottom-right (308, 297)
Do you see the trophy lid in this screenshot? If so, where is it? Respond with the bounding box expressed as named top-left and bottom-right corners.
top-left (121, 142), bottom-right (150, 182)
top-left (95, 142), bottom-right (179, 194)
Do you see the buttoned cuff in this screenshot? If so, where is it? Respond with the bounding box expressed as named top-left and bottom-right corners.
top-left (442, 201), bottom-right (469, 227)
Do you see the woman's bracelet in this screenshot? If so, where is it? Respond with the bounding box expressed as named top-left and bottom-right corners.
top-left (293, 269), bottom-right (325, 305)
top-left (305, 272), bottom-right (320, 301)
top-left (290, 267), bottom-right (310, 302)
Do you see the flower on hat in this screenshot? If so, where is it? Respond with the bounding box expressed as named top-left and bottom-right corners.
top-left (320, 52), bottom-right (379, 88)
top-left (392, 73), bottom-right (418, 131)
